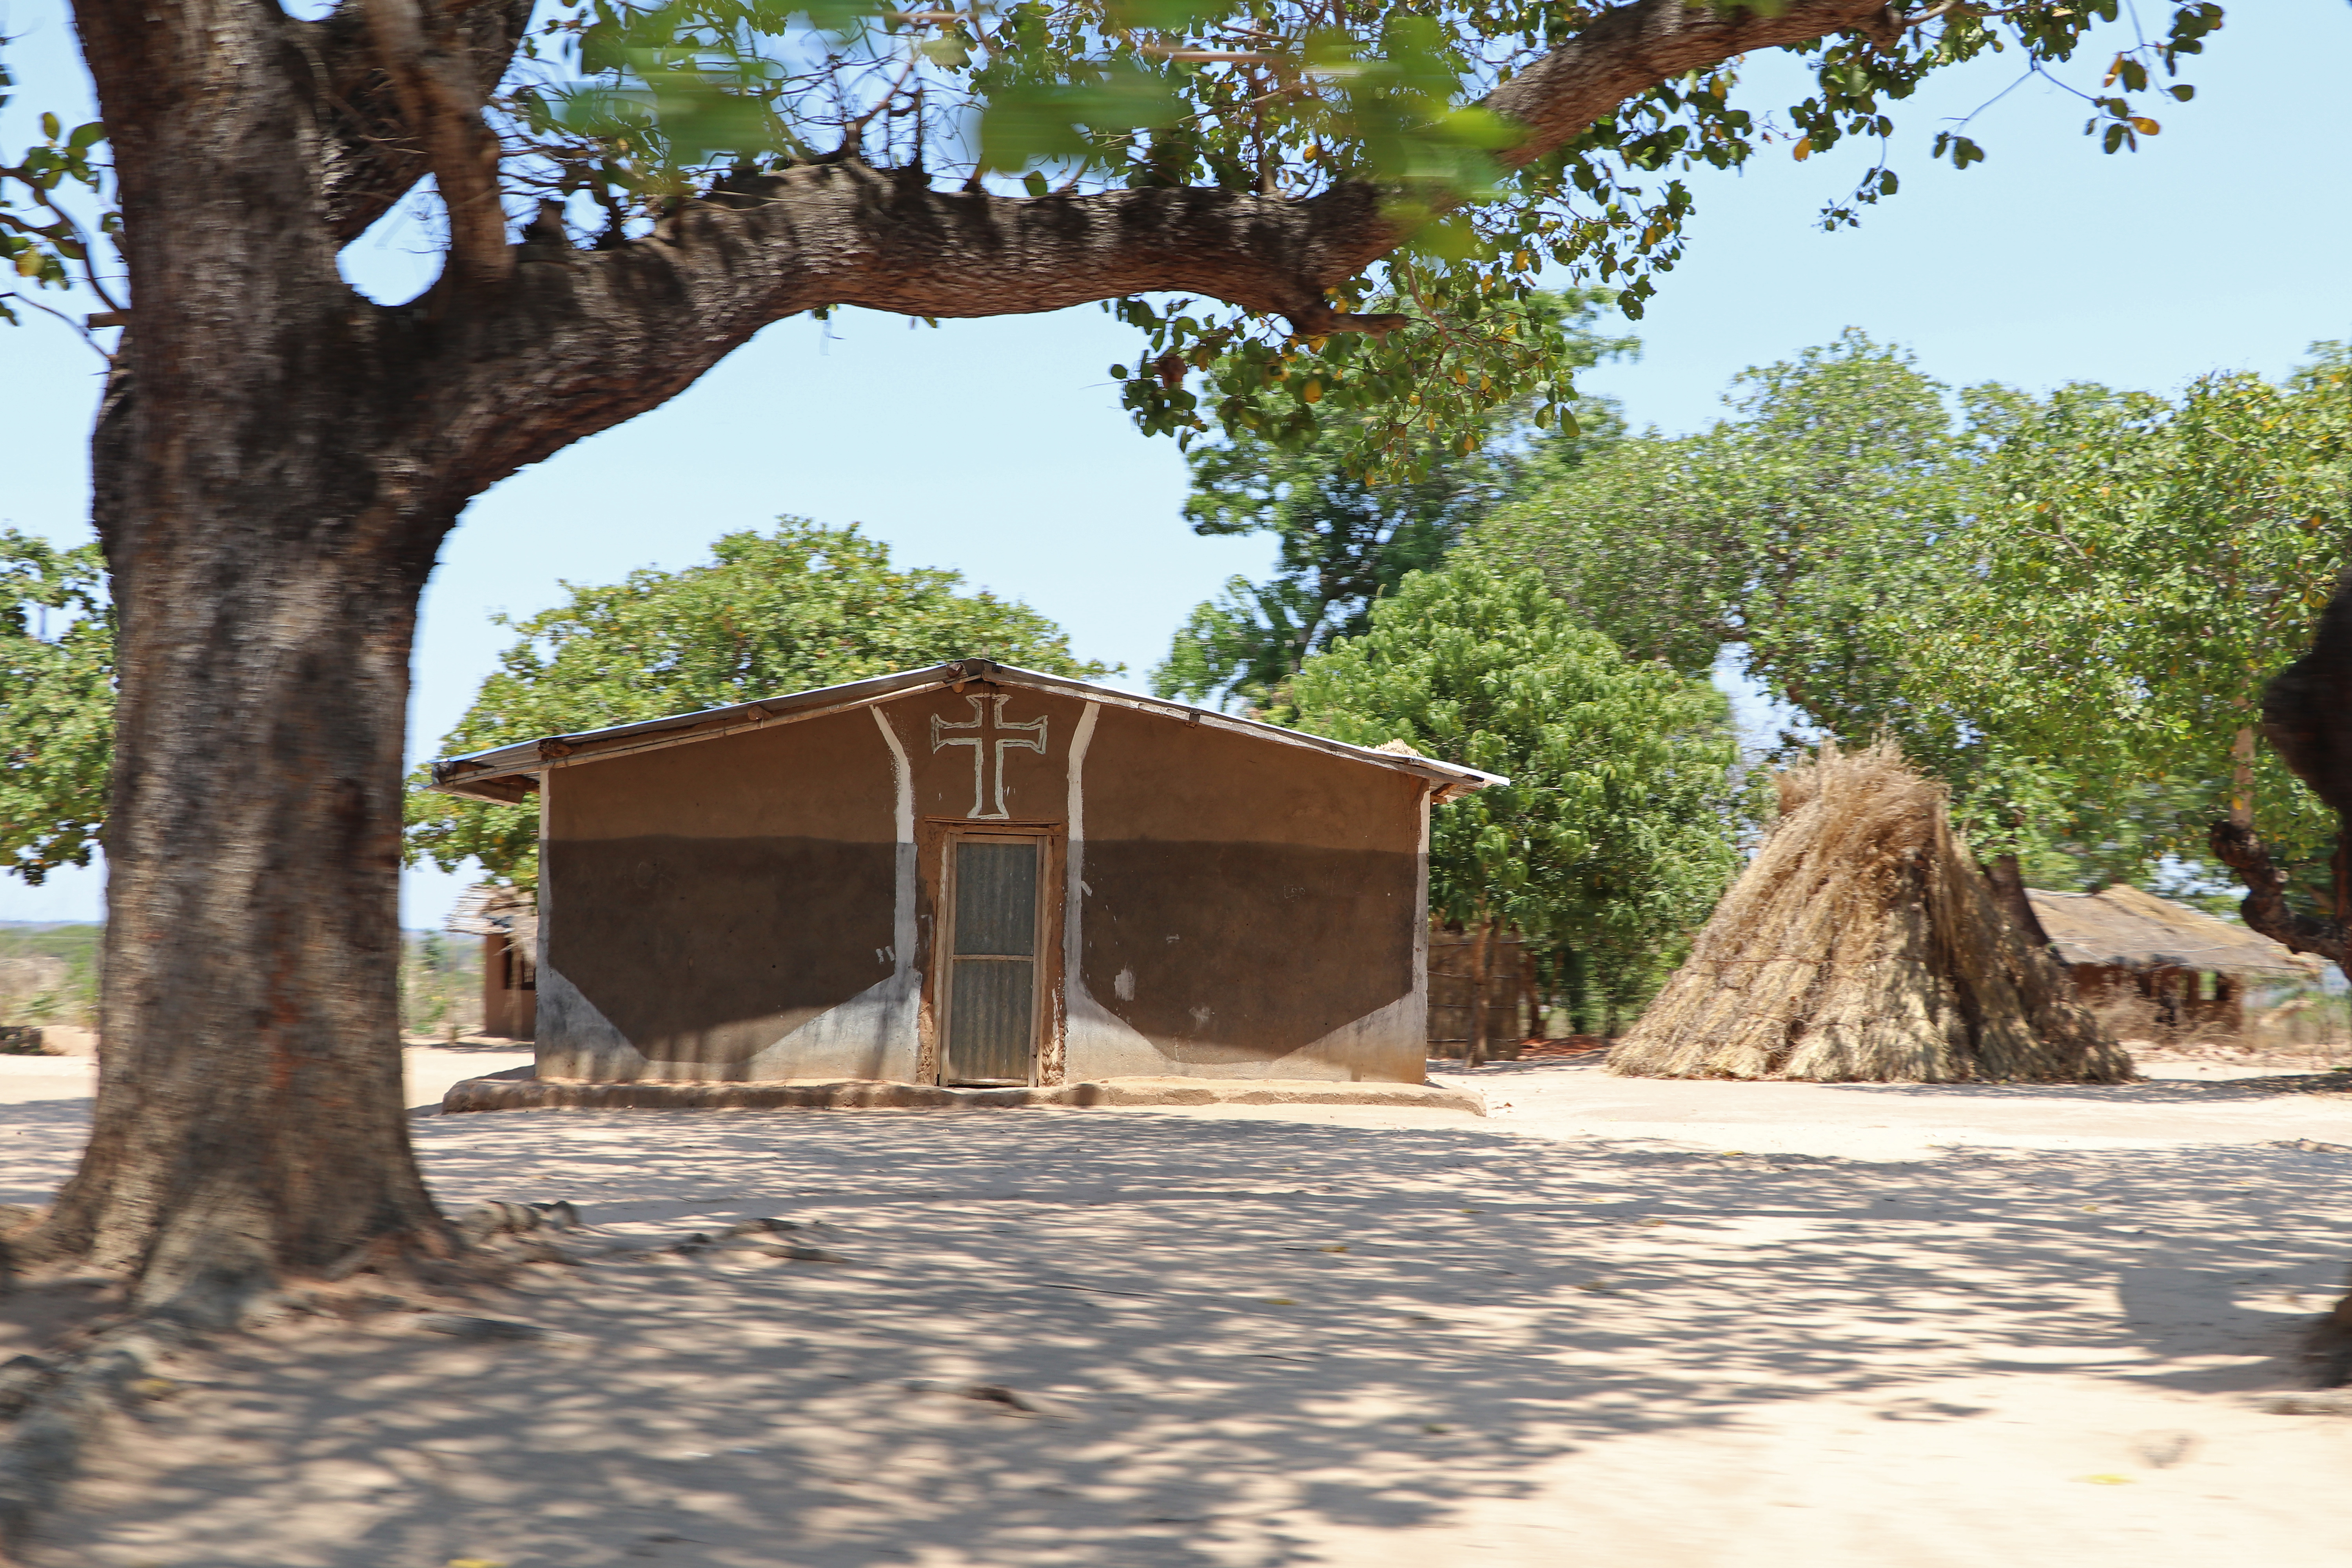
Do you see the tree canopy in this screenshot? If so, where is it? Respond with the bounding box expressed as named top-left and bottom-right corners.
top-left (1154, 287), bottom-right (1629, 712)
top-left (407, 519), bottom-right (1108, 886)
top-left (1289, 559), bottom-right (1740, 1026)
top-left (1473, 328), bottom-right (1964, 712)
top-left (7, 2), bottom-right (2224, 465)
top-left (1478, 332), bottom-right (2352, 897)
top-left (1886, 350), bottom-right (2352, 893)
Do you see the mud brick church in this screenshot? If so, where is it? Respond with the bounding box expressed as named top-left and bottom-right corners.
top-left (430, 661), bottom-right (1497, 1088)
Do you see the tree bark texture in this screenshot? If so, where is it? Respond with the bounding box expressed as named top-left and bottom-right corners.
top-left (2230, 725), bottom-right (2258, 829)
top-left (2210, 567), bottom-right (2352, 984)
top-left (1982, 852), bottom-right (2056, 953)
top-left (2206, 821), bottom-right (2346, 973)
top-left (53, 0), bottom-right (476, 1306)
top-left (54, 0), bottom-right (1907, 1300)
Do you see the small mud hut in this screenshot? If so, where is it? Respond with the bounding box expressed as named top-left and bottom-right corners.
top-left (2026, 883), bottom-right (2316, 1042)
top-left (1608, 743), bottom-right (2131, 1083)
top-left (447, 884), bottom-right (539, 1040)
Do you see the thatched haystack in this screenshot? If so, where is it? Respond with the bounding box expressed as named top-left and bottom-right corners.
top-left (1608, 742), bottom-right (2131, 1083)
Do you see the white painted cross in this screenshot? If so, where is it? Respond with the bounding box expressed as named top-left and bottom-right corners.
top-left (930, 695), bottom-right (1049, 819)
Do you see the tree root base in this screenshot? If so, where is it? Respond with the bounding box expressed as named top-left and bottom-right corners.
top-left (0, 1200), bottom-right (589, 1557)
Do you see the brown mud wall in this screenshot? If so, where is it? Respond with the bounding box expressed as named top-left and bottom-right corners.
top-left (535, 687), bottom-right (1430, 1085)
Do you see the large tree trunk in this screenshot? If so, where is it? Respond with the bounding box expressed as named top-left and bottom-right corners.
top-left (49, 0), bottom-right (475, 1308)
top-left (51, 455), bottom-right (449, 1305)
top-left (61, 28), bottom-right (424, 1308)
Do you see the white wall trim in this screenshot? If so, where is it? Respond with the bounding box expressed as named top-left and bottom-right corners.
top-left (872, 705), bottom-right (917, 975)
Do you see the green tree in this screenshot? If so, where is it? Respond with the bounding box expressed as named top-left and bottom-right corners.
top-left (1154, 291), bottom-right (1632, 713)
top-left (1473, 329), bottom-right (1969, 722)
top-left (0, 532), bottom-right (112, 885)
top-left (1289, 560), bottom-right (1740, 1060)
top-left (407, 519), bottom-right (1110, 886)
top-left (1889, 349), bottom-right (2352, 884)
top-left (1479, 334), bottom-right (2352, 899)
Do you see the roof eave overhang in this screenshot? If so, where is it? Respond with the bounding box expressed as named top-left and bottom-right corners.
top-left (426, 659), bottom-right (1506, 804)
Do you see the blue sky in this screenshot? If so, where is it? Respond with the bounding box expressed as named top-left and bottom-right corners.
top-left (4, 1), bottom-right (2348, 925)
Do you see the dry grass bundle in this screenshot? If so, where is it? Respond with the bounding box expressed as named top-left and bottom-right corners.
top-left (1608, 742), bottom-right (2132, 1083)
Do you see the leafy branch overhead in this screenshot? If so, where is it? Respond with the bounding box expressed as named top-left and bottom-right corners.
top-left (10, 2), bottom-right (2221, 470)
top-left (0, 67), bottom-right (116, 334)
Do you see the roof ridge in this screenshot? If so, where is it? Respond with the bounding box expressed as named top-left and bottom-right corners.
top-left (425, 659), bottom-right (1505, 805)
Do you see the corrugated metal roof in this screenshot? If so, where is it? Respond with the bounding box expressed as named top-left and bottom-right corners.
top-left (426, 659), bottom-right (1506, 805)
top-left (2025, 883), bottom-right (2316, 976)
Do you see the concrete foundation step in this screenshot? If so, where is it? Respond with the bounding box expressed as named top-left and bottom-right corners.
top-left (440, 1073), bottom-right (1484, 1116)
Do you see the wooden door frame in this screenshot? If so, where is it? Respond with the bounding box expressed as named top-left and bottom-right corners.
top-left (915, 818), bottom-right (1066, 1087)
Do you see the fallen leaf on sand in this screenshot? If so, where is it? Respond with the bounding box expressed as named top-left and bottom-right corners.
top-left (416, 1314), bottom-right (550, 1342)
top-left (756, 1244), bottom-right (844, 1263)
top-left (961, 1384), bottom-right (1035, 1412)
top-left (2074, 1474), bottom-right (2133, 1485)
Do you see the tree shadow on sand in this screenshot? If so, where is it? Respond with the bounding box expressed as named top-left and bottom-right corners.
top-left (26, 1107), bottom-right (2352, 1567)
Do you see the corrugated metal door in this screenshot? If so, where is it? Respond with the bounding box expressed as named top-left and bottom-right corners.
top-left (944, 837), bottom-right (1040, 1084)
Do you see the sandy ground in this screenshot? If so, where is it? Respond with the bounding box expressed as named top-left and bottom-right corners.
top-left (0, 1053), bottom-right (2345, 1566)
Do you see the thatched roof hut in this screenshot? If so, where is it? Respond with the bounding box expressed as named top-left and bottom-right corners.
top-left (2026, 884), bottom-right (2312, 978)
top-left (1607, 743), bottom-right (2131, 1083)
top-left (2025, 883), bottom-right (2316, 1042)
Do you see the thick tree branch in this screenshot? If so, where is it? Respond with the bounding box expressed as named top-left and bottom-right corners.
top-left (358, 0), bottom-right (515, 283)
top-left (2207, 820), bottom-right (2346, 969)
top-left (290, 0), bottom-right (532, 244)
top-left (416, 169), bottom-right (1403, 499)
top-left (1485, 0), bottom-right (1894, 167)
top-left (405, 2), bottom-right (1941, 497)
